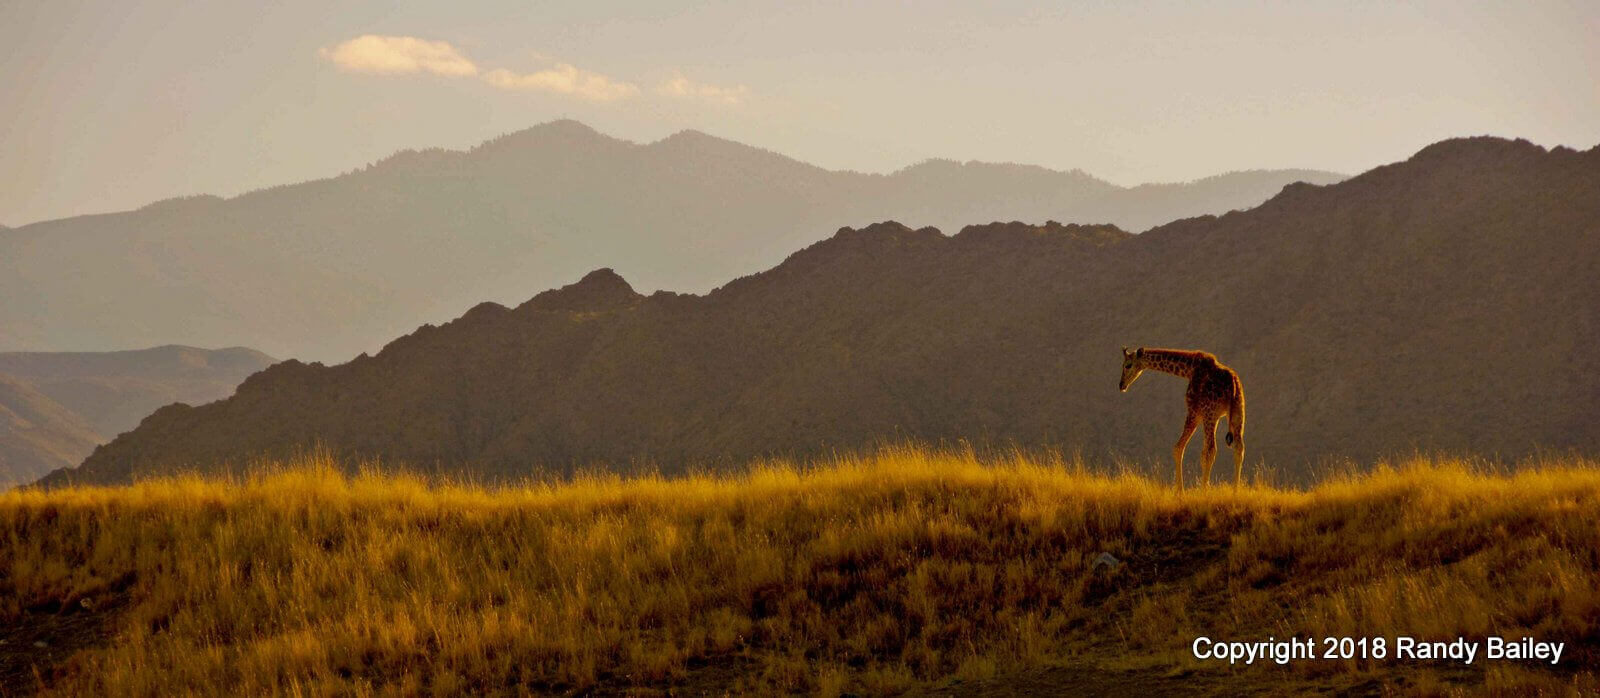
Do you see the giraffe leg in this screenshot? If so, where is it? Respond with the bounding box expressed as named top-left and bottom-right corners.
top-left (1232, 436), bottom-right (1246, 489)
top-left (1172, 410), bottom-right (1199, 492)
top-left (1228, 401), bottom-right (1246, 489)
top-left (1201, 418), bottom-right (1218, 487)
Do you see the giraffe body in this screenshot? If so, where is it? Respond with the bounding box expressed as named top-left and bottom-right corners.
top-left (1119, 347), bottom-right (1246, 489)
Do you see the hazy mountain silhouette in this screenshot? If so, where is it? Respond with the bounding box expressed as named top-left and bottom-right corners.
top-left (39, 137), bottom-right (1599, 488)
top-left (0, 345), bottom-right (274, 486)
top-left (0, 375), bottom-right (102, 487)
top-left (0, 121), bottom-right (1342, 362)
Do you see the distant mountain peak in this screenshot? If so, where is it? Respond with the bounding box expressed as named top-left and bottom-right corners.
top-left (757, 221), bottom-right (942, 277)
top-left (528, 118), bottom-right (602, 136)
top-left (755, 221), bottom-right (944, 274)
top-left (1268, 179), bottom-right (1326, 201)
top-left (851, 220), bottom-right (920, 235)
top-left (649, 128), bottom-right (745, 153)
top-left (1246, 136), bottom-right (1571, 216)
top-left (657, 128), bottom-right (720, 144)
top-left (886, 159), bottom-right (1118, 201)
top-left (520, 268), bottom-right (641, 313)
top-left (1407, 136), bottom-right (1548, 165)
top-left (954, 220), bottom-right (1131, 247)
top-left (828, 220), bottom-right (945, 245)
top-left (897, 158), bottom-right (1102, 181)
top-left (579, 267), bottom-right (629, 284)
top-left (472, 119), bottom-right (619, 154)
top-left (648, 127), bottom-right (793, 159)
top-left (896, 157), bottom-right (961, 172)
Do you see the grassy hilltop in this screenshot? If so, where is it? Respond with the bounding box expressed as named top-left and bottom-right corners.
top-left (4, 448), bottom-right (1598, 694)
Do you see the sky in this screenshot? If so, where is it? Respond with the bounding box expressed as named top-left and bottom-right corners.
top-left (2, 0), bottom-right (1597, 226)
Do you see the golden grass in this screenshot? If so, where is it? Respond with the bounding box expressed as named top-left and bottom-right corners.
top-left (3, 447), bottom-right (1598, 695)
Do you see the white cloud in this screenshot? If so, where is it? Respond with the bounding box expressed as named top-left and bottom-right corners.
top-left (319, 36), bottom-right (643, 103)
top-left (481, 64), bottom-right (640, 101)
top-left (657, 74), bottom-right (750, 105)
top-left (319, 35), bottom-right (478, 76)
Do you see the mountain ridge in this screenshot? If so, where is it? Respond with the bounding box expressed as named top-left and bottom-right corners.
top-left (1, 121), bottom-right (1346, 362)
top-left (36, 135), bottom-right (1600, 488)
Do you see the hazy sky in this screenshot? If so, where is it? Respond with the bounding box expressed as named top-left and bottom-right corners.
top-left (2, 0), bottom-right (1596, 226)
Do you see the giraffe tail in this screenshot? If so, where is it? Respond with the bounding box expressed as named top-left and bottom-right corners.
top-left (1225, 377), bottom-right (1245, 446)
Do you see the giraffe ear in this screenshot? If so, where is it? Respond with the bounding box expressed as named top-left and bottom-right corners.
top-left (1122, 346), bottom-right (1130, 356)
top-left (1136, 348), bottom-right (1144, 358)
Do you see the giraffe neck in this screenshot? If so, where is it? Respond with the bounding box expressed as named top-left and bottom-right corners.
top-left (1140, 349), bottom-right (1203, 380)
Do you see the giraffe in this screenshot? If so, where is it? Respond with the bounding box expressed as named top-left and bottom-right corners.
top-left (1118, 347), bottom-right (1246, 490)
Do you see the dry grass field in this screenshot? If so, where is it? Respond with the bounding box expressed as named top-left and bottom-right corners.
top-left (4, 447), bottom-right (1598, 695)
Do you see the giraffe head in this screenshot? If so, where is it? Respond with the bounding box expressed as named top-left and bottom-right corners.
top-left (1119, 347), bottom-right (1145, 392)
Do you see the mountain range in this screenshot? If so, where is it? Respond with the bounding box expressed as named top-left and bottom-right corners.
top-left (0, 120), bottom-right (1342, 363)
top-left (38, 136), bottom-right (1599, 487)
top-left (0, 346), bottom-right (274, 486)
